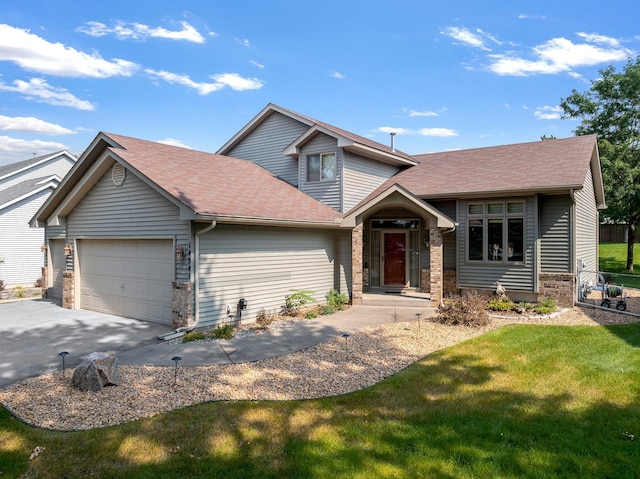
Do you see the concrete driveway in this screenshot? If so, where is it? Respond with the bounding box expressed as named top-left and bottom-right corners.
top-left (0, 299), bottom-right (172, 387)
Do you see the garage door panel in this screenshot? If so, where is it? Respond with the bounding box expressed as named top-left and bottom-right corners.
top-left (79, 239), bottom-right (173, 324)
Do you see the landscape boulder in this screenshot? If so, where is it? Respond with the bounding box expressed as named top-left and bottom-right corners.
top-left (72, 352), bottom-right (120, 392)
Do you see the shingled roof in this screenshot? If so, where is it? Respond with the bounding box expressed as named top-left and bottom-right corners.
top-left (104, 133), bottom-right (342, 225)
top-left (350, 135), bottom-right (602, 212)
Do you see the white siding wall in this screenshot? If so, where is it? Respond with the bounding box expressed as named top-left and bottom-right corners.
top-left (0, 156), bottom-right (74, 189)
top-left (0, 190), bottom-right (48, 286)
top-left (575, 167), bottom-right (599, 274)
top-left (342, 153), bottom-right (399, 213)
top-left (66, 165), bottom-right (191, 282)
top-left (197, 225), bottom-right (347, 327)
top-left (227, 112), bottom-right (308, 186)
top-left (298, 134), bottom-right (342, 211)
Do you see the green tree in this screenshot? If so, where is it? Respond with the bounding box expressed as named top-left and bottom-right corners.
top-left (560, 56), bottom-right (640, 271)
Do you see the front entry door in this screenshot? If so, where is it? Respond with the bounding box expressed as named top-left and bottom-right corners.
top-left (384, 232), bottom-right (407, 286)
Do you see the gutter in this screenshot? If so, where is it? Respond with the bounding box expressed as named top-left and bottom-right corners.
top-left (158, 220), bottom-right (217, 340)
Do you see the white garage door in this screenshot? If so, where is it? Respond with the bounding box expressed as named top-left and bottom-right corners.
top-left (78, 239), bottom-right (174, 324)
top-left (49, 239), bottom-right (66, 300)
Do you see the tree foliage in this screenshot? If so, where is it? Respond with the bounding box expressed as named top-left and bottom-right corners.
top-left (560, 56), bottom-right (640, 271)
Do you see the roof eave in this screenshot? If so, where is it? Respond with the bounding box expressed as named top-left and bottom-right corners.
top-left (192, 213), bottom-right (344, 229)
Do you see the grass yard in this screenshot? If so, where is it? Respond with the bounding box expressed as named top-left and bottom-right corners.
top-left (599, 242), bottom-right (640, 288)
top-left (2, 323), bottom-right (640, 478)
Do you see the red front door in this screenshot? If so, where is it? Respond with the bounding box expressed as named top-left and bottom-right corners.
top-left (384, 232), bottom-right (406, 286)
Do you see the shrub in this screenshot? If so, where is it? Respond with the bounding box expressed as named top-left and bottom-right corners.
top-left (305, 310), bottom-right (318, 319)
top-left (211, 324), bottom-right (235, 340)
top-left (283, 289), bottom-right (316, 316)
top-left (437, 292), bottom-right (490, 327)
top-left (320, 305), bottom-right (336, 315)
top-left (13, 286), bottom-right (26, 298)
top-left (0, 279), bottom-right (4, 292)
top-left (534, 297), bottom-right (557, 315)
top-left (256, 308), bottom-right (275, 328)
top-left (487, 298), bottom-right (516, 312)
top-left (34, 277), bottom-right (43, 288)
top-left (325, 289), bottom-right (348, 311)
top-left (182, 331), bottom-right (206, 343)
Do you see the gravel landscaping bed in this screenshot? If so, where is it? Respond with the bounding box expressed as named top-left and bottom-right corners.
top-left (1, 305), bottom-right (639, 431)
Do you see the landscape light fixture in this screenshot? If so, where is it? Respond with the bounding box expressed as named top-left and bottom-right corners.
top-left (58, 351), bottom-right (69, 376)
top-left (416, 312), bottom-right (422, 331)
top-left (171, 356), bottom-right (182, 385)
top-left (342, 333), bottom-right (350, 357)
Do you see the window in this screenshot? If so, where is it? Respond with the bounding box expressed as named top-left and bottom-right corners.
top-left (467, 201), bottom-right (524, 263)
top-left (306, 152), bottom-right (336, 182)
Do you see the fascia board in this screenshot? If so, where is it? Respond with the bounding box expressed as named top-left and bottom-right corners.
top-left (1, 181), bottom-right (57, 212)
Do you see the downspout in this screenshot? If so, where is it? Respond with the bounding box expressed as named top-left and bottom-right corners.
top-left (158, 220), bottom-right (216, 340)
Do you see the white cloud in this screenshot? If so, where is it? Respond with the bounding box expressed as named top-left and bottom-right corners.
top-left (78, 20), bottom-right (206, 43)
top-left (0, 24), bottom-right (138, 78)
top-left (0, 115), bottom-right (73, 135)
top-left (329, 70), bottom-right (345, 79)
top-left (250, 60), bottom-right (265, 69)
top-left (405, 108), bottom-right (438, 117)
top-left (0, 135), bottom-right (68, 160)
top-left (377, 126), bottom-right (458, 137)
top-left (0, 78), bottom-right (95, 110)
top-left (534, 105), bottom-right (563, 120)
top-left (236, 38), bottom-right (251, 48)
top-left (487, 34), bottom-right (632, 76)
top-left (157, 138), bottom-right (192, 149)
top-left (518, 14), bottom-right (546, 20)
top-left (146, 70), bottom-right (264, 94)
top-left (576, 32), bottom-right (620, 47)
top-left (440, 26), bottom-right (492, 51)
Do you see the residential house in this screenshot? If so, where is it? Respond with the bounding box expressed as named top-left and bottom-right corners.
top-left (0, 152), bottom-right (76, 287)
top-left (31, 104), bottom-right (604, 328)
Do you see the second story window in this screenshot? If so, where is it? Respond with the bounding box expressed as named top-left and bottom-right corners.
top-left (307, 152), bottom-right (336, 182)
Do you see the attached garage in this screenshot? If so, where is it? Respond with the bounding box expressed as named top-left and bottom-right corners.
top-left (77, 239), bottom-right (174, 324)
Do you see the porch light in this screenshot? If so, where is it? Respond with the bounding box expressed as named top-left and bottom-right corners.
top-left (424, 238), bottom-right (430, 249)
top-left (41, 244), bottom-right (48, 253)
top-left (175, 245), bottom-right (185, 260)
top-left (64, 244), bottom-right (73, 256)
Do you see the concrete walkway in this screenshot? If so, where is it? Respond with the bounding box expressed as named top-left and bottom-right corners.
top-left (116, 306), bottom-right (436, 366)
top-left (0, 299), bottom-right (435, 387)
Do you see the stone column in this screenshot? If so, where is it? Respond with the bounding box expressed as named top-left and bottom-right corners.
top-left (62, 271), bottom-right (75, 309)
top-left (172, 281), bottom-right (192, 329)
top-left (351, 222), bottom-right (364, 305)
top-left (41, 266), bottom-right (48, 298)
top-left (429, 227), bottom-right (443, 306)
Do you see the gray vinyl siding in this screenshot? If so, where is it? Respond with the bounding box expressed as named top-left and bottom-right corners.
top-left (428, 200), bottom-right (457, 270)
top-left (343, 153), bottom-right (399, 212)
top-left (197, 225), bottom-right (347, 327)
top-left (457, 197), bottom-right (535, 291)
top-left (299, 134), bottom-right (342, 211)
top-left (0, 156), bottom-right (74, 189)
top-left (66, 165), bottom-right (191, 283)
top-left (0, 189), bottom-right (48, 286)
top-left (226, 112), bottom-right (308, 186)
top-left (539, 195), bottom-right (572, 273)
top-left (575, 167), bottom-right (599, 274)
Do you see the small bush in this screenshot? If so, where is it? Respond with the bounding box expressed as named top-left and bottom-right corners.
top-left (437, 292), bottom-right (490, 327)
top-left (0, 279), bottom-right (4, 292)
top-left (305, 310), bottom-right (318, 319)
top-left (534, 297), bottom-right (557, 315)
top-left (283, 289), bottom-right (316, 316)
top-left (182, 331), bottom-right (206, 343)
top-left (211, 324), bottom-right (235, 340)
top-left (487, 298), bottom-right (516, 311)
top-left (320, 305), bottom-right (336, 315)
top-left (13, 286), bottom-right (26, 298)
top-left (325, 289), bottom-right (348, 311)
top-left (256, 308), bottom-right (275, 328)
top-left (34, 277), bottom-right (43, 288)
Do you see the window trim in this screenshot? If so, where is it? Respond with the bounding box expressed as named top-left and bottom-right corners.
top-left (306, 151), bottom-right (337, 183)
top-left (466, 200), bottom-right (525, 264)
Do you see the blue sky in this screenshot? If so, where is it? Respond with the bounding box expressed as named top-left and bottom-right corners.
top-left (0, 0), bottom-right (638, 166)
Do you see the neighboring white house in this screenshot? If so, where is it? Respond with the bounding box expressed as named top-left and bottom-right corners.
top-left (0, 152), bottom-right (76, 287)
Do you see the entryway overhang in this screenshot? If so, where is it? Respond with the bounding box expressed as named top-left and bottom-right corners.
top-left (342, 184), bottom-right (456, 307)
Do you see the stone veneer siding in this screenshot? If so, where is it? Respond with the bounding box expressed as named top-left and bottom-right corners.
top-left (538, 273), bottom-right (575, 308)
top-left (62, 271), bottom-right (74, 309)
top-left (172, 281), bottom-right (192, 329)
top-left (351, 223), bottom-right (364, 305)
top-left (422, 269), bottom-right (457, 297)
top-left (41, 266), bottom-right (49, 298)
top-left (429, 227), bottom-right (443, 306)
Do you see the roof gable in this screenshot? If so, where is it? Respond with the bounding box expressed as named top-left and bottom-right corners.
top-left (0, 175), bottom-right (60, 211)
top-left (0, 151), bottom-right (75, 183)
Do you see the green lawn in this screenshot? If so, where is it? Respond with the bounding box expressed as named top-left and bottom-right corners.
top-left (2, 323), bottom-right (640, 478)
top-left (599, 243), bottom-right (640, 288)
